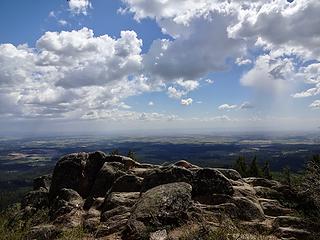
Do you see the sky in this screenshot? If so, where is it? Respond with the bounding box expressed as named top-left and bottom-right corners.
top-left (0, 0), bottom-right (320, 135)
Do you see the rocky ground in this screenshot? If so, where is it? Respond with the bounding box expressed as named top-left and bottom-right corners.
top-left (17, 151), bottom-right (318, 239)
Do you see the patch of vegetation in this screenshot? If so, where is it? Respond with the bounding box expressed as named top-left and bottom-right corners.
top-left (0, 204), bottom-right (49, 240)
top-left (58, 226), bottom-right (86, 240)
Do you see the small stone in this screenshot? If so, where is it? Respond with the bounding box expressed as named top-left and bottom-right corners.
top-left (150, 229), bottom-right (168, 240)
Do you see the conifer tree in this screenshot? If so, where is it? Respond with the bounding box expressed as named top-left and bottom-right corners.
top-left (283, 166), bottom-right (292, 188)
top-left (262, 160), bottom-right (272, 179)
top-left (248, 156), bottom-right (261, 177)
top-left (110, 149), bottom-right (119, 155)
top-left (127, 150), bottom-right (137, 161)
top-left (234, 156), bottom-right (247, 177)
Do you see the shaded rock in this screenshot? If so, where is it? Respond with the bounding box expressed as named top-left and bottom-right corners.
top-left (125, 182), bottom-right (192, 239)
top-left (96, 213), bottom-right (130, 237)
top-left (192, 168), bottom-right (234, 197)
top-left (102, 192), bottom-right (140, 212)
top-left (90, 162), bottom-right (126, 198)
top-left (193, 193), bottom-right (233, 205)
top-left (50, 188), bottom-right (83, 223)
top-left (110, 174), bottom-right (143, 192)
top-left (105, 155), bottom-right (140, 170)
top-left (49, 151), bottom-right (107, 200)
top-left (210, 203), bottom-right (239, 219)
top-left (101, 206), bottom-right (131, 222)
top-left (83, 217), bottom-right (100, 232)
top-left (273, 216), bottom-right (307, 229)
top-left (254, 186), bottom-right (283, 200)
top-left (21, 189), bottom-right (49, 209)
top-left (141, 166), bottom-right (193, 192)
top-left (233, 184), bottom-right (257, 199)
top-left (53, 207), bottom-right (84, 228)
top-left (33, 175), bottom-right (51, 191)
top-left (259, 199), bottom-right (294, 217)
top-left (27, 224), bottom-right (60, 240)
top-left (275, 227), bottom-right (310, 239)
top-left (216, 168), bottom-right (242, 181)
top-left (128, 167), bottom-right (160, 178)
top-left (232, 197), bottom-right (265, 221)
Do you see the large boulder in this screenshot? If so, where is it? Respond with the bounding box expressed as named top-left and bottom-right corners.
top-left (141, 167), bottom-right (234, 198)
top-left (50, 188), bottom-right (84, 227)
top-left (141, 166), bottom-right (193, 192)
top-left (215, 168), bottom-right (242, 181)
top-left (49, 151), bottom-right (107, 200)
top-left (192, 168), bottom-right (234, 197)
top-left (232, 197), bottom-right (265, 221)
top-left (89, 162), bottom-right (126, 198)
top-left (124, 182), bottom-right (192, 239)
top-left (110, 174), bottom-right (143, 192)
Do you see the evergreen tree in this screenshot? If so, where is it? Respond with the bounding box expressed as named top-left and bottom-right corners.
top-left (110, 149), bottom-right (119, 155)
top-left (262, 160), bottom-right (272, 179)
top-left (302, 155), bottom-right (320, 207)
top-left (234, 156), bottom-right (247, 177)
top-left (248, 156), bottom-right (261, 177)
top-left (127, 150), bottom-right (137, 161)
top-left (283, 166), bottom-right (292, 188)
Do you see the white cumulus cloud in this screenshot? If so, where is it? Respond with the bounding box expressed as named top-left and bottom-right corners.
top-left (310, 100), bottom-right (320, 109)
top-left (68, 0), bottom-right (92, 15)
top-left (181, 98), bottom-right (193, 106)
top-left (218, 104), bottom-right (238, 110)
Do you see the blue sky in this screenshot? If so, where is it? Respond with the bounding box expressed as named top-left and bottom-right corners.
top-left (0, 0), bottom-right (320, 135)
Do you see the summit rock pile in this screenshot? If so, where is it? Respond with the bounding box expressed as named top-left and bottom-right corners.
top-left (20, 151), bottom-right (317, 239)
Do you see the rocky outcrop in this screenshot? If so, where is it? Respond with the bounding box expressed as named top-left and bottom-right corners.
top-left (124, 182), bottom-right (192, 239)
top-left (19, 151), bottom-right (316, 240)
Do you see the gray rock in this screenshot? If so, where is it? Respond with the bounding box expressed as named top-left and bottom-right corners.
top-left (49, 151), bottom-right (107, 200)
top-left (259, 198), bottom-right (294, 217)
top-left (192, 168), bottom-right (234, 197)
top-left (124, 182), bottom-right (192, 239)
top-left (141, 166), bottom-right (194, 192)
top-left (90, 162), bottom-right (126, 198)
top-left (33, 175), bottom-right (51, 191)
top-left (232, 197), bottom-right (265, 221)
top-left (105, 155), bottom-right (140, 170)
top-left (50, 188), bottom-right (83, 223)
top-left (243, 177), bottom-right (281, 188)
top-left (102, 192), bottom-right (140, 212)
top-left (254, 186), bottom-right (283, 199)
top-left (216, 168), bottom-right (242, 181)
top-left (21, 189), bottom-right (49, 209)
top-left (174, 160), bottom-right (199, 169)
top-left (111, 174), bottom-right (143, 192)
